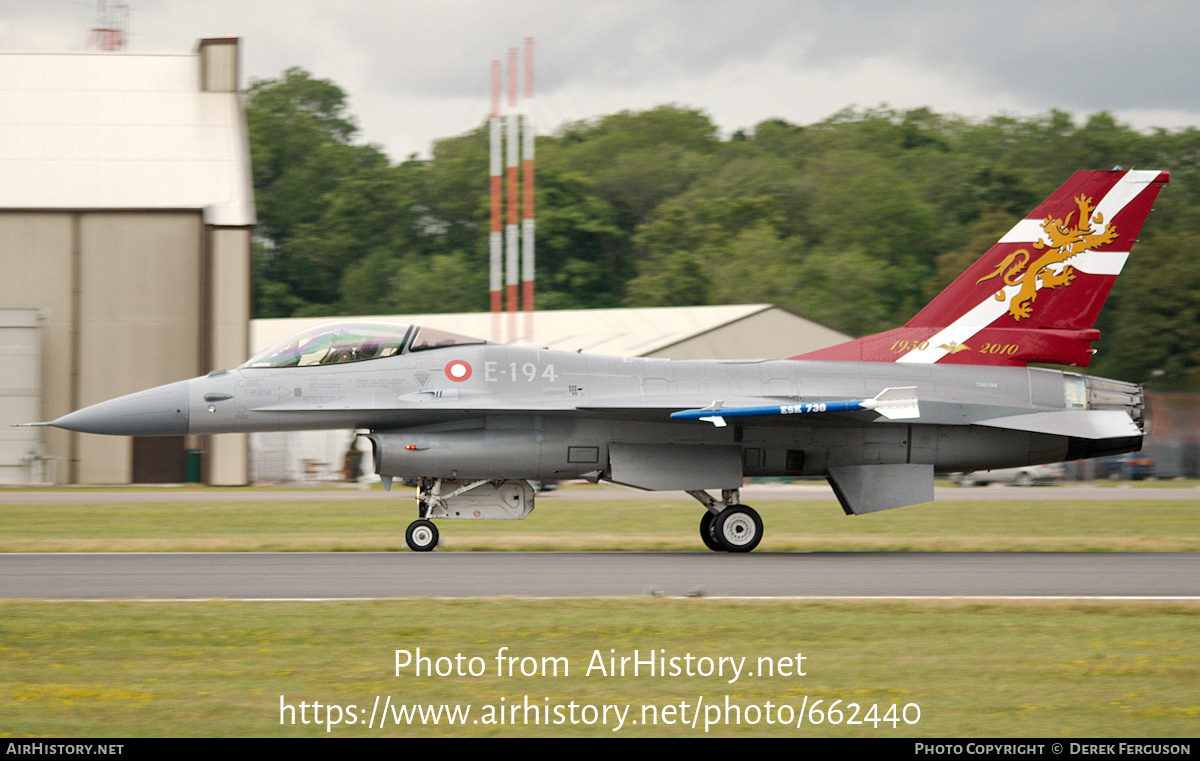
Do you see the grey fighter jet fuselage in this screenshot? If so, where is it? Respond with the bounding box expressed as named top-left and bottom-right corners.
top-left (38, 170), bottom-right (1167, 552)
top-left (60, 342), bottom-right (1141, 479)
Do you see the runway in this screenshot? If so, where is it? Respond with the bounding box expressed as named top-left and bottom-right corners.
top-left (3, 551), bottom-right (1197, 599)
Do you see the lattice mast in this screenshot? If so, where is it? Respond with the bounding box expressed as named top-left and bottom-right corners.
top-left (86, 1), bottom-right (130, 51)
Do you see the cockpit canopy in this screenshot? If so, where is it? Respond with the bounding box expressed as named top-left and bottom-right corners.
top-left (241, 321), bottom-right (487, 368)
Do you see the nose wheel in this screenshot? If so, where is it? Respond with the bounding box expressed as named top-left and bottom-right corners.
top-left (405, 519), bottom-right (439, 552)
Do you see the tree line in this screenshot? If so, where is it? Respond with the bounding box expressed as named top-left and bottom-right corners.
top-left (247, 67), bottom-right (1200, 387)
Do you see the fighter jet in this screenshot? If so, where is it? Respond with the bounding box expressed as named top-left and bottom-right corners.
top-left (38, 169), bottom-right (1167, 552)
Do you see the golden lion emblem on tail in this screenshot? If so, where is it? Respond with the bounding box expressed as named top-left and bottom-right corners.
top-left (976, 194), bottom-right (1119, 320)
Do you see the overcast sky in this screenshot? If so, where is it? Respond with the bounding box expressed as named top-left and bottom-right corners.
top-left (4, 1), bottom-right (1200, 160)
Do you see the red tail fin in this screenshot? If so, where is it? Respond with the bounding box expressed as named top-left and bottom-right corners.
top-left (795, 169), bottom-right (1169, 367)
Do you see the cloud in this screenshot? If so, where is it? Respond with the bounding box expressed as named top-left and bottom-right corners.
top-left (2, 0), bottom-right (1198, 158)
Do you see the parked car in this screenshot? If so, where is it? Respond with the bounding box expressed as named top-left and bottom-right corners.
top-left (1094, 452), bottom-right (1155, 480)
top-left (952, 463), bottom-right (1065, 487)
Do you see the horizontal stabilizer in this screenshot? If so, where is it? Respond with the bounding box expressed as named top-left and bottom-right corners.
top-left (671, 387), bottom-right (918, 426)
top-left (973, 409), bottom-right (1141, 440)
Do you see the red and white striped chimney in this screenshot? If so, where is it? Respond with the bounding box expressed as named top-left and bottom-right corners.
top-left (489, 59), bottom-right (503, 340)
top-left (489, 40), bottom-right (536, 342)
top-left (522, 37), bottom-right (536, 335)
top-left (505, 47), bottom-right (520, 320)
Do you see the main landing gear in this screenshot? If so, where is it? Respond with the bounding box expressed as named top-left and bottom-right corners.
top-left (688, 489), bottom-right (763, 553)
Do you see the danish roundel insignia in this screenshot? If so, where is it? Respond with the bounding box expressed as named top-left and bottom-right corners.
top-left (445, 360), bottom-right (472, 382)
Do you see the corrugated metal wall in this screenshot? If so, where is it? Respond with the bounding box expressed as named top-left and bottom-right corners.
top-left (0, 309), bottom-right (44, 483)
top-left (0, 211), bottom-right (206, 483)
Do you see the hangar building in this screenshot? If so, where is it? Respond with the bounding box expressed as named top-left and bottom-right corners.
top-left (0, 38), bottom-right (254, 485)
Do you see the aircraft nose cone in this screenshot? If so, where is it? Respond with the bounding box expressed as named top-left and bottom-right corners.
top-left (50, 380), bottom-right (191, 436)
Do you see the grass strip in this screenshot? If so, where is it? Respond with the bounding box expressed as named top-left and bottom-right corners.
top-left (2, 495), bottom-right (1199, 552)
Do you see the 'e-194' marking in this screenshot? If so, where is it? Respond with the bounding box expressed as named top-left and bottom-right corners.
top-left (484, 362), bottom-right (559, 383)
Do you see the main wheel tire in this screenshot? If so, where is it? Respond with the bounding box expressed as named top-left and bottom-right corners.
top-left (699, 511), bottom-right (723, 552)
top-left (405, 519), bottom-right (439, 552)
top-left (714, 505), bottom-right (763, 553)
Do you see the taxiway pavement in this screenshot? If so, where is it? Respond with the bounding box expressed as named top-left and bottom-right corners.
top-left (3, 551), bottom-right (1196, 599)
